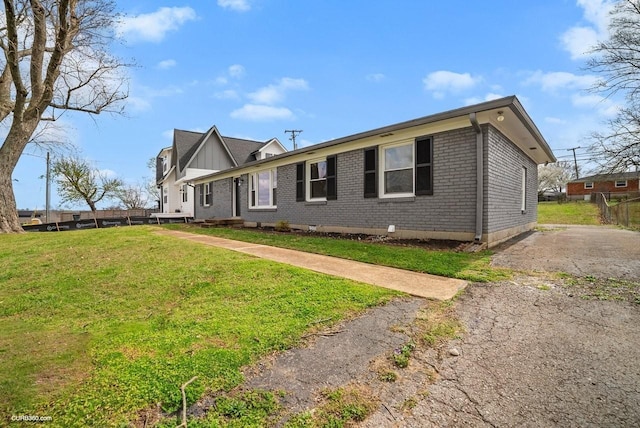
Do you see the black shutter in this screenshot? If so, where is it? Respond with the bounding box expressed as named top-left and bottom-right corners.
top-left (415, 137), bottom-right (433, 195)
top-left (326, 155), bottom-right (337, 200)
top-left (296, 162), bottom-right (305, 202)
top-left (363, 147), bottom-right (378, 198)
top-left (199, 184), bottom-right (204, 206)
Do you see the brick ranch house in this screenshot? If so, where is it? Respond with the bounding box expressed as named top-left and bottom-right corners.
top-left (567, 172), bottom-right (640, 200)
top-left (183, 96), bottom-right (555, 248)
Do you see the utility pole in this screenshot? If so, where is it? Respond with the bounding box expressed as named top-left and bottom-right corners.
top-left (46, 152), bottom-right (51, 223)
top-left (566, 146), bottom-right (580, 179)
top-left (285, 130), bottom-right (303, 150)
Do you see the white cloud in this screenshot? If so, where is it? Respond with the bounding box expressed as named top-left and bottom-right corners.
top-left (366, 73), bottom-right (385, 82)
top-left (571, 93), bottom-right (620, 116)
top-left (228, 64), bottom-right (245, 78)
top-left (248, 78), bottom-right (309, 105)
top-left (116, 7), bottom-right (197, 43)
top-left (423, 71), bottom-right (480, 99)
top-left (230, 104), bottom-right (294, 121)
top-left (561, 0), bottom-right (614, 59)
top-left (524, 71), bottom-right (598, 93)
top-left (156, 59), bottom-right (176, 69)
top-left (214, 89), bottom-right (240, 100)
top-left (545, 117), bottom-right (568, 125)
top-left (464, 92), bottom-right (505, 105)
top-left (218, 0), bottom-right (251, 12)
top-left (126, 96), bottom-right (151, 112)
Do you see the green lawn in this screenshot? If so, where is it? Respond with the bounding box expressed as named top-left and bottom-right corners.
top-left (0, 227), bottom-right (398, 426)
top-left (163, 225), bottom-right (511, 283)
top-left (537, 201), bottom-right (601, 225)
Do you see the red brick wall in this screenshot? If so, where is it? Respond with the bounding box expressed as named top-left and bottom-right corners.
top-left (567, 179), bottom-right (640, 196)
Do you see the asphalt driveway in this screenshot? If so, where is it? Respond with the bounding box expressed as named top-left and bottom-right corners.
top-left (491, 225), bottom-right (640, 280)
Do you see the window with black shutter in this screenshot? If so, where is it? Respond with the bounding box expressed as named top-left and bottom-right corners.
top-left (415, 137), bottom-right (433, 195)
top-left (364, 147), bottom-right (378, 198)
top-left (199, 184), bottom-right (204, 206)
top-left (296, 162), bottom-right (305, 201)
top-left (326, 155), bottom-right (337, 200)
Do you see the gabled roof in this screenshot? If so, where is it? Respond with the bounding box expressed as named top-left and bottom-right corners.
top-left (568, 171), bottom-right (640, 183)
top-left (223, 136), bottom-right (268, 165)
top-left (175, 129), bottom-right (209, 172)
top-left (172, 127), bottom-right (268, 173)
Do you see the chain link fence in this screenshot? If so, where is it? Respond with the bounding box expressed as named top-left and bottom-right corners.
top-left (595, 192), bottom-right (640, 229)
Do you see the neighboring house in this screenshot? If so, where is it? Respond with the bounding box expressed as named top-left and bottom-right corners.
top-left (155, 127), bottom-right (286, 216)
top-left (191, 96), bottom-right (556, 247)
top-left (18, 210), bottom-right (43, 224)
top-left (566, 172), bottom-right (640, 200)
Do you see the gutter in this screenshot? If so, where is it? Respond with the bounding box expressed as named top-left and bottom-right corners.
top-left (469, 113), bottom-right (483, 242)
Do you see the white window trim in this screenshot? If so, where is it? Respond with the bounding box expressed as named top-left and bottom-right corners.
top-left (379, 140), bottom-right (415, 199)
top-left (204, 183), bottom-right (211, 207)
top-left (249, 169), bottom-right (277, 209)
top-left (615, 180), bottom-right (627, 188)
top-left (521, 167), bottom-right (527, 213)
top-left (584, 182), bottom-right (594, 189)
top-left (181, 184), bottom-right (188, 203)
top-left (306, 157), bottom-right (328, 202)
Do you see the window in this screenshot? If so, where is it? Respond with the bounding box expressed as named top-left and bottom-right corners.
top-left (163, 157), bottom-right (168, 172)
top-left (250, 169), bottom-right (277, 208)
top-left (181, 184), bottom-right (188, 203)
top-left (615, 180), bottom-right (627, 188)
top-left (307, 159), bottom-right (327, 200)
top-left (163, 188), bottom-right (168, 204)
top-left (383, 143), bottom-right (413, 195)
top-left (584, 182), bottom-right (594, 189)
top-left (521, 167), bottom-right (527, 212)
top-left (370, 137), bottom-right (433, 198)
top-left (203, 183), bottom-right (212, 206)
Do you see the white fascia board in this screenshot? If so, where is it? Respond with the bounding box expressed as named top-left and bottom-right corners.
top-left (175, 168), bottom-right (220, 184)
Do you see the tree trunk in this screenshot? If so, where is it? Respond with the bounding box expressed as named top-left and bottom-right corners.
top-left (0, 152), bottom-right (23, 233)
top-left (0, 120), bottom-right (40, 233)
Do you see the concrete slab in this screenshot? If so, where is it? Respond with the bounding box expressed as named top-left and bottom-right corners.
top-left (156, 229), bottom-right (467, 300)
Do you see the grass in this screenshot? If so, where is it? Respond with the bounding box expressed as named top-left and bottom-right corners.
top-left (162, 225), bottom-right (511, 283)
top-left (537, 201), bottom-right (601, 225)
top-left (284, 385), bottom-right (378, 428)
top-left (0, 226), bottom-right (398, 426)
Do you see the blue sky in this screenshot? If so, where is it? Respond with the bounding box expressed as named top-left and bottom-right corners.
top-left (13, 0), bottom-right (619, 210)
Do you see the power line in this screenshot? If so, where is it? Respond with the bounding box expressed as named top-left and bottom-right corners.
top-left (284, 130), bottom-right (303, 150)
top-left (566, 146), bottom-right (581, 179)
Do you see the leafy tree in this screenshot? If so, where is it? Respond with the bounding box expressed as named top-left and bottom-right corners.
top-left (52, 156), bottom-right (122, 213)
top-left (587, 0), bottom-right (640, 171)
top-left (0, 0), bottom-right (129, 233)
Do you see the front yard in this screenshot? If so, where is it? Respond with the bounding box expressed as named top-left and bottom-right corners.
top-left (0, 227), bottom-right (399, 426)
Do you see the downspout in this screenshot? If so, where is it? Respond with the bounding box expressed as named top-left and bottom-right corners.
top-left (469, 113), bottom-right (483, 242)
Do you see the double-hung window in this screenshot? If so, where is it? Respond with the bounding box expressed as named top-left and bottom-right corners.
top-left (371, 137), bottom-right (433, 198)
top-left (584, 182), bottom-right (594, 189)
top-left (249, 169), bottom-right (277, 208)
top-left (382, 143), bottom-right (414, 196)
top-left (308, 159), bottom-right (328, 200)
top-left (615, 180), bottom-right (627, 188)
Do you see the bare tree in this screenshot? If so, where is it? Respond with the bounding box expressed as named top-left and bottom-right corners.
top-left (52, 155), bottom-right (122, 213)
top-left (587, 0), bottom-right (640, 171)
top-left (0, 0), bottom-right (129, 233)
top-left (115, 182), bottom-right (149, 210)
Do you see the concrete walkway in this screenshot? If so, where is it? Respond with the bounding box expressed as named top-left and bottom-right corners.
top-left (156, 229), bottom-right (467, 300)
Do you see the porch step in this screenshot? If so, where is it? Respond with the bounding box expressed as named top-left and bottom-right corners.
top-left (200, 218), bottom-right (244, 228)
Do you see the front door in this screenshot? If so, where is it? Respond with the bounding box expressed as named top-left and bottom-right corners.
top-left (233, 177), bottom-right (241, 217)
